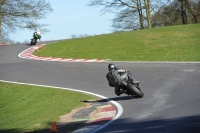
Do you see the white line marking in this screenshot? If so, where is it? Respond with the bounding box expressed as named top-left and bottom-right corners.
top-left (18, 44), bottom-right (106, 62)
top-left (0, 79), bottom-right (123, 133)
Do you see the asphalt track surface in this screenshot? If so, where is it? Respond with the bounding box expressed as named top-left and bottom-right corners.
top-left (0, 43), bottom-right (200, 133)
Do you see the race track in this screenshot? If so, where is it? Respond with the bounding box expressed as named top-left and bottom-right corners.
top-left (0, 43), bottom-right (200, 133)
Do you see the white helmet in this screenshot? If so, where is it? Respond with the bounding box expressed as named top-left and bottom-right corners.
top-left (36, 29), bottom-right (40, 32)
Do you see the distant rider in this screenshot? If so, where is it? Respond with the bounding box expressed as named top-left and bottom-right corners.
top-left (106, 63), bottom-right (139, 96)
top-left (34, 29), bottom-right (42, 41)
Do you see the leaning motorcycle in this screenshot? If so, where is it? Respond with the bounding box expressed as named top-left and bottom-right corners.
top-left (30, 33), bottom-right (39, 45)
top-left (108, 72), bottom-right (144, 98)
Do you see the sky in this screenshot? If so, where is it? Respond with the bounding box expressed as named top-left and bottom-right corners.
top-left (9, 0), bottom-right (114, 43)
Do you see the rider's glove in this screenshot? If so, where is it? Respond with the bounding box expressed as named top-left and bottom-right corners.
top-left (118, 69), bottom-right (126, 72)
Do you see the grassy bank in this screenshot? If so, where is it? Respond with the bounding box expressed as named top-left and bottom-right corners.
top-left (34, 24), bottom-right (200, 61)
top-left (0, 82), bottom-right (98, 132)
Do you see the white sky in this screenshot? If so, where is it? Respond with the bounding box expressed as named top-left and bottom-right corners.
top-left (9, 0), bottom-right (114, 42)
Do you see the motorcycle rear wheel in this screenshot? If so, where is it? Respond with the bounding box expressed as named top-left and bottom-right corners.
top-left (127, 83), bottom-right (144, 98)
top-left (31, 39), bottom-right (36, 45)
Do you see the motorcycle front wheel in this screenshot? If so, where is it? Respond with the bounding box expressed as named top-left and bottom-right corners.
top-left (127, 83), bottom-right (144, 98)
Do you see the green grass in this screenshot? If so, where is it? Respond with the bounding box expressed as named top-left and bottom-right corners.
top-left (0, 82), bottom-right (98, 132)
top-left (34, 23), bottom-right (200, 61)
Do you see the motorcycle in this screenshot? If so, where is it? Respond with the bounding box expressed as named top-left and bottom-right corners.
top-left (108, 71), bottom-right (144, 98)
top-left (30, 33), bottom-right (39, 45)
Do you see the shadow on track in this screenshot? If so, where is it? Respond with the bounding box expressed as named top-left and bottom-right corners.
top-left (103, 115), bottom-right (200, 133)
top-left (1, 115), bottom-right (199, 133)
top-left (82, 96), bottom-right (140, 103)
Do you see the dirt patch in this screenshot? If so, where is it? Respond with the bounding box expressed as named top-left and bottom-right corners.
top-left (57, 103), bottom-right (92, 125)
top-left (89, 108), bottom-right (99, 120)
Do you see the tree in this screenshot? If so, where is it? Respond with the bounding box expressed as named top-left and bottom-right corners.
top-left (0, 0), bottom-right (53, 43)
top-left (152, 0), bottom-right (200, 26)
top-left (88, 0), bottom-right (153, 31)
top-left (178, 0), bottom-right (188, 24)
top-left (152, 0), bottom-right (183, 26)
top-left (144, 0), bottom-right (152, 28)
top-left (184, 0), bottom-right (200, 23)
top-left (112, 8), bottom-right (143, 31)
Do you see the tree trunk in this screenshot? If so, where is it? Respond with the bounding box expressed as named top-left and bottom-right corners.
top-left (180, 0), bottom-right (187, 24)
top-left (136, 0), bottom-right (144, 29)
top-left (0, 14), bottom-right (2, 44)
top-left (0, 0), bottom-right (5, 43)
top-left (184, 0), bottom-right (198, 23)
top-left (0, 1), bottom-right (3, 43)
top-left (144, 0), bottom-right (152, 28)
top-left (147, 0), bottom-right (152, 28)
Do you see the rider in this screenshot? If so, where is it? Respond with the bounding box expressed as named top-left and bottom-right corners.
top-left (106, 63), bottom-right (139, 96)
top-left (34, 29), bottom-right (42, 41)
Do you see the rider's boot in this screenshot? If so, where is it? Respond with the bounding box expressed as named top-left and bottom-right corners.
top-left (116, 89), bottom-right (125, 96)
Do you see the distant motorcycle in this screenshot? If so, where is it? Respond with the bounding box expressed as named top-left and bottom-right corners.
top-left (30, 33), bottom-right (39, 45)
top-left (108, 71), bottom-right (144, 98)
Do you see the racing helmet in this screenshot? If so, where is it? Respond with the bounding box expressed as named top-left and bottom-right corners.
top-left (36, 29), bottom-right (40, 32)
top-left (108, 63), bottom-right (116, 71)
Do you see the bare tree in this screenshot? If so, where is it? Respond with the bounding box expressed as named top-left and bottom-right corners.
top-left (112, 8), bottom-right (142, 31)
top-left (178, 0), bottom-right (200, 24)
top-left (152, 0), bottom-right (182, 26)
top-left (88, 0), bottom-right (153, 31)
top-left (144, 0), bottom-right (152, 28)
top-left (89, 0), bottom-right (199, 31)
top-left (184, 0), bottom-right (200, 23)
top-left (152, 0), bottom-right (200, 26)
top-left (178, 0), bottom-right (188, 24)
top-left (0, 0), bottom-right (53, 43)
top-left (88, 0), bottom-right (178, 31)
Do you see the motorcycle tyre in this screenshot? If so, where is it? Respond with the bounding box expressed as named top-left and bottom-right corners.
top-left (127, 83), bottom-right (144, 98)
top-left (31, 39), bottom-right (36, 45)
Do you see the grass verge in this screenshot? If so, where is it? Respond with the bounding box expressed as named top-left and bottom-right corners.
top-left (0, 81), bottom-right (98, 132)
top-left (34, 24), bottom-right (200, 61)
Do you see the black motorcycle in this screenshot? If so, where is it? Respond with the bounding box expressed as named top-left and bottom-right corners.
top-left (30, 33), bottom-right (39, 45)
top-left (108, 71), bottom-right (144, 98)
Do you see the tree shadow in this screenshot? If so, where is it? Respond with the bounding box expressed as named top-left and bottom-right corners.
top-left (1, 115), bottom-right (199, 133)
top-left (103, 115), bottom-right (200, 133)
top-left (0, 120), bottom-right (86, 133)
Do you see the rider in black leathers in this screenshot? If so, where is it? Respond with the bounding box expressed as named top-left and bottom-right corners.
top-left (106, 63), bottom-right (139, 96)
